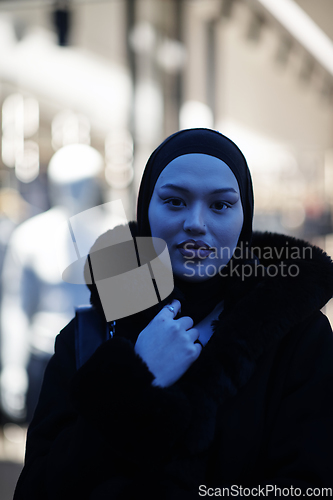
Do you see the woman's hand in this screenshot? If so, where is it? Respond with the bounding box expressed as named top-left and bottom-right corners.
top-left (134, 299), bottom-right (202, 388)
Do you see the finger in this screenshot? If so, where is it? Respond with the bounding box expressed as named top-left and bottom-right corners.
top-left (193, 341), bottom-right (203, 357)
top-left (177, 315), bottom-right (194, 330)
top-left (187, 327), bottom-right (200, 342)
top-left (161, 299), bottom-right (181, 319)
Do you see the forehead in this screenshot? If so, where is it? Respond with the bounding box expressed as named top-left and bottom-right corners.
top-left (154, 153), bottom-right (240, 191)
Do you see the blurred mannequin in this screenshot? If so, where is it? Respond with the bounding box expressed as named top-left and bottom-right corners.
top-left (0, 189), bottom-right (31, 424)
top-left (0, 144), bottom-right (113, 422)
top-left (0, 189), bottom-right (30, 307)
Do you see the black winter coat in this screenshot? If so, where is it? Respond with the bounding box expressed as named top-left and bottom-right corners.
top-left (14, 231), bottom-right (333, 499)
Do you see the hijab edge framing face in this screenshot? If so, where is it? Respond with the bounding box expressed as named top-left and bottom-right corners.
top-left (137, 128), bottom-right (254, 283)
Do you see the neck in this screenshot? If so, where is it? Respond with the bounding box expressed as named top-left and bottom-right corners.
top-left (172, 273), bottom-right (225, 324)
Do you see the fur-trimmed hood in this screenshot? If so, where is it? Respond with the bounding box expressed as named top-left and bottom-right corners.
top-left (175, 229), bottom-right (333, 453)
top-left (88, 224), bottom-right (333, 455)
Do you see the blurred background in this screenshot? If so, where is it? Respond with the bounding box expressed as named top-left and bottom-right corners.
top-left (0, 0), bottom-right (333, 497)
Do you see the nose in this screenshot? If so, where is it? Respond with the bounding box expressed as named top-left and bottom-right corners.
top-left (183, 205), bottom-right (206, 234)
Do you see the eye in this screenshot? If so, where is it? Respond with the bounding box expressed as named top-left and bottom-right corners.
top-left (165, 198), bottom-right (185, 207)
top-left (211, 201), bottom-right (230, 211)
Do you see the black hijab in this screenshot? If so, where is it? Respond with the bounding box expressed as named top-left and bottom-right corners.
top-left (136, 128), bottom-right (255, 325)
top-left (137, 128), bottom-right (253, 246)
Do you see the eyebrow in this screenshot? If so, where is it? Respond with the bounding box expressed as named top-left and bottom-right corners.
top-left (159, 183), bottom-right (238, 195)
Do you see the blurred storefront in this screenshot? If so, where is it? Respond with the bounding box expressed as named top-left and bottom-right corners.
top-left (0, 0), bottom-right (332, 497)
top-left (0, 0), bottom-right (331, 236)
top-left (0, 0), bottom-right (332, 228)
top-left (0, 0), bottom-right (332, 413)
top-left (0, 0), bottom-right (331, 341)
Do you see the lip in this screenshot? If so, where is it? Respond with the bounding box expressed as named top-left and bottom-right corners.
top-left (177, 239), bottom-right (214, 259)
top-left (177, 239), bottom-right (212, 250)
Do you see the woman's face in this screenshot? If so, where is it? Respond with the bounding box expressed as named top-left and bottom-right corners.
top-left (148, 153), bottom-right (244, 282)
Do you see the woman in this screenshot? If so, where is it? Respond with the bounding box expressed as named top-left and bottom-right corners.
top-left (14, 129), bottom-right (333, 499)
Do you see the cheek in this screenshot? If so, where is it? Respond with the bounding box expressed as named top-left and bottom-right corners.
top-left (214, 211), bottom-right (243, 243)
top-left (148, 201), bottom-right (172, 239)
top-left (148, 202), bottom-right (159, 235)
top-left (228, 207), bottom-right (244, 240)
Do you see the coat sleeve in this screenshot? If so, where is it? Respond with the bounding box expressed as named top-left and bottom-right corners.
top-left (256, 311), bottom-right (333, 492)
top-left (13, 319), bottom-right (192, 500)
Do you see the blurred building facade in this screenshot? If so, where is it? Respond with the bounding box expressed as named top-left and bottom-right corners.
top-left (0, 0), bottom-right (332, 308)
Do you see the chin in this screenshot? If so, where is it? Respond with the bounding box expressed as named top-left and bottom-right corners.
top-left (174, 268), bottom-right (218, 283)
top-left (172, 256), bottom-right (222, 282)
top-left (183, 275), bottom-right (213, 283)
